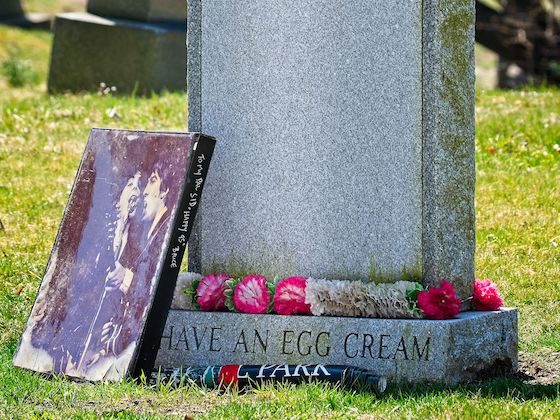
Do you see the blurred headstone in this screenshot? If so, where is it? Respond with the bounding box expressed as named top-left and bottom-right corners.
top-left (0, 0), bottom-right (51, 29)
top-left (476, 0), bottom-right (560, 87)
top-left (88, 0), bottom-right (184, 22)
top-left (0, 0), bottom-right (23, 17)
top-left (48, 0), bottom-right (185, 94)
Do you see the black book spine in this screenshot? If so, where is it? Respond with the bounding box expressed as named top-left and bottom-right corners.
top-left (132, 134), bottom-right (216, 378)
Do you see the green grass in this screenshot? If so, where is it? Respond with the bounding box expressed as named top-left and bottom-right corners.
top-left (22, 0), bottom-right (85, 14)
top-left (476, 89), bottom-right (560, 352)
top-left (0, 26), bottom-right (51, 100)
top-left (0, 25), bottom-right (559, 418)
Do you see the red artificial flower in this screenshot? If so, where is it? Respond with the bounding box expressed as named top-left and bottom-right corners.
top-left (417, 280), bottom-right (461, 320)
top-left (233, 275), bottom-right (271, 314)
top-left (473, 279), bottom-right (503, 311)
top-left (197, 273), bottom-right (230, 311)
top-left (273, 276), bottom-right (311, 315)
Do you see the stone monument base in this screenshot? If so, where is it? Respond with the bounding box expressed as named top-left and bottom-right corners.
top-left (155, 309), bottom-right (518, 385)
top-left (48, 13), bottom-right (184, 94)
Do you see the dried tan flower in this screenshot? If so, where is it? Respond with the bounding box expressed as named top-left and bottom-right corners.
top-left (305, 279), bottom-right (422, 319)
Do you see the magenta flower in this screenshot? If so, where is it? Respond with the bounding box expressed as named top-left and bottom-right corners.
top-left (273, 276), bottom-right (311, 315)
top-left (473, 279), bottom-right (503, 311)
top-left (417, 280), bottom-right (461, 320)
top-left (233, 275), bottom-right (271, 314)
top-left (196, 273), bottom-right (230, 311)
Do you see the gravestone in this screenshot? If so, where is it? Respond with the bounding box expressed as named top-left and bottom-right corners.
top-left (88, 0), bottom-right (184, 22)
top-left (155, 0), bottom-right (518, 384)
top-left (0, 0), bottom-right (22, 17)
top-left (0, 0), bottom-right (50, 28)
top-left (48, 0), bottom-right (185, 94)
top-left (188, 0), bottom-right (475, 298)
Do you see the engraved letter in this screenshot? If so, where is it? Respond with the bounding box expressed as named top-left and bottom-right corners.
top-left (316, 332), bottom-right (331, 357)
top-left (297, 331), bottom-right (312, 356)
top-left (253, 330), bottom-right (269, 353)
top-left (392, 336), bottom-right (408, 360)
top-left (159, 325), bottom-right (174, 350)
top-left (282, 330), bottom-right (295, 355)
top-left (361, 333), bottom-right (375, 358)
top-left (174, 327), bottom-right (189, 350)
top-left (210, 327), bottom-right (222, 352)
top-left (412, 336), bottom-right (431, 361)
top-left (192, 326), bottom-right (207, 350)
top-left (344, 333), bottom-right (358, 358)
top-left (378, 334), bottom-right (390, 359)
top-left (233, 330), bottom-right (249, 353)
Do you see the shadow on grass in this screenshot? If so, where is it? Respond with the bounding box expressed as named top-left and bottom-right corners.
top-left (379, 376), bottom-right (559, 402)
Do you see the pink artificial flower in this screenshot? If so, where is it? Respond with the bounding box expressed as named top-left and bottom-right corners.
top-left (473, 279), bottom-right (503, 311)
top-left (417, 280), bottom-right (461, 320)
top-left (273, 276), bottom-right (311, 315)
top-left (197, 273), bottom-right (230, 311)
top-left (233, 275), bottom-right (271, 314)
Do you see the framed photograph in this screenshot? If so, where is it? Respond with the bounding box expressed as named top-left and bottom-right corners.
top-left (13, 129), bottom-right (215, 381)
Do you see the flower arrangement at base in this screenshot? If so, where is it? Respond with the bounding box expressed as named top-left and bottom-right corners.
top-left (173, 272), bottom-right (203, 310)
top-left (417, 280), bottom-right (462, 320)
top-left (178, 272), bottom-right (505, 320)
top-left (183, 273), bottom-right (231, 311)
top-left (304, 279), bottom-right (423, 319)
top-left (472, 278), bottom-right (503, 311)
top-left (195, 273), bottom-right (231, 311)
top-left (224, 275), bottom-right (275, 314)
top-left (274, 277), bottom-right (311, 315)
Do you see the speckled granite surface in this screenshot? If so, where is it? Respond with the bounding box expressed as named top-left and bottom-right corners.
top-left (188, 0), bottom-right (424, 282)
top-left (187, 1), bottom-right (475, 298)
top-left (181, 1), bottom-right (513, 384)
top-left (422, 0), bottom-right (476, 297)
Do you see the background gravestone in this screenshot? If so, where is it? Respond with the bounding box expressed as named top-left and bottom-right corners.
top-left (48, 0), bottom-right (185, 94)
top-left (0, 0), bottom-right (23, 17)
top-left (0, 0), bottom-right (50, 28)
top-left (156, 0), bottom-right (519, 384)
top-left (88, 0), bottom-right (184, 22)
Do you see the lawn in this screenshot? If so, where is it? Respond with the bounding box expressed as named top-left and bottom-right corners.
top-left (0, 24), bottom-right (559, 419)
top-left (21, 0), bottom-right (85, 14)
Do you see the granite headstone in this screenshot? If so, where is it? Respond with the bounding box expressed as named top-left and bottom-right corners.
top-left (187, 0), bottom-right (475, 299)
top-left (155, 0), bottom-right (518, 384)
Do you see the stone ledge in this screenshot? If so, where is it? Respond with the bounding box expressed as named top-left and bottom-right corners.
top-left (155, 309), bottom-right (518, 385)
